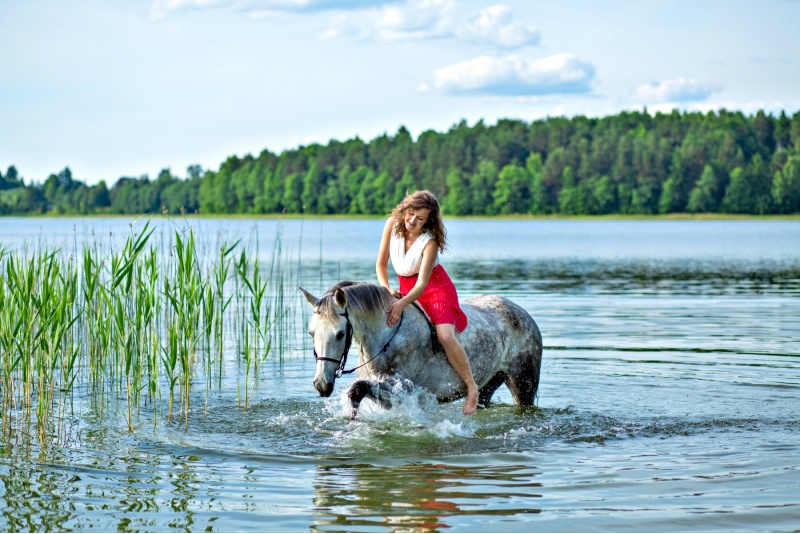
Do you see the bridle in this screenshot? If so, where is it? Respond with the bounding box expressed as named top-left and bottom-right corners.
top-left (314, 307), bottom-right (404, 378)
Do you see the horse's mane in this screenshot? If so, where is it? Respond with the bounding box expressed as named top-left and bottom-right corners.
top-left (316, 281), bottom-right (394, 320)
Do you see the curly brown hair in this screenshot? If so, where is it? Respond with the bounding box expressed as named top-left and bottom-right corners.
top-left (390, 190), bottom-right (448, 252)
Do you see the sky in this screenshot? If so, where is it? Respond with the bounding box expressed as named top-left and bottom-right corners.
top-left (2, 0), bottom-right (799, 186)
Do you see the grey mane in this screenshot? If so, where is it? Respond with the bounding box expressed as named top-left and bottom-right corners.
top-left (316, 281), bottom-right (394, 321)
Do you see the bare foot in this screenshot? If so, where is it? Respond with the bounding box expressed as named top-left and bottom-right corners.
top-left (462, 388), bottom-right (479, 415)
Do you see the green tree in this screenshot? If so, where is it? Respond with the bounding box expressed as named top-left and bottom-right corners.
top-left (772, 155), bottom-right (800, 213)
top-left (558, 166), bottom-right (586, 215)
top-left (1, 166), bottom-right (23, 190)
top-left (391, 166), bottom-right (417, 209)
top-left (323, 165), bottom-right (349, 214)
top-left (753, 110), bottom-right (776, 157)
top-left (589, 176), bottom-right (616, 214)
top-left (747, 154), bottom-right (773, 214)
top-left (775, 111), bottom-right (791, 150)
top-left (541, 147), bottom-right (566, 213)
top-left (353, 169), bottom-right (380, 214)
top-left (722, 167), bottom-right (750, 213)
top-left (282, 173), bottom-right (303, 213)
top-left (6, 108), bottom-right (800, 217)
top-left (370, 171), bottom-right (393, 215)
top-left (88, 181), bottom-right (111, 211)
top-left (687, 165), bottom-right (719, 213)
top-left (526, 153), bottom-right (548, 215)
top-left (347, 166), bottom-right (373, 214)
top-left (791, 111), bottom-right (800, 150)
top-left (657, 177), bottom-right (676, 214)
top-left (443, 168), bottom-right (470, 215)
top-left (198, 172), bottom-right (215, 214)
top-left (469, 159), bottom-right (498, 215)
top-left (259, 159), bottom-right (285, 213)
top-left (161, 179), bottom-right (198, 215)
top-left (630, 179), bottom-right (658, 214)
top-left (658, 152), bottom-right (686, 214)
top-left (301, 163), bottom-right (325, 214)
top-left (493, 163), bottom-right (530, 214)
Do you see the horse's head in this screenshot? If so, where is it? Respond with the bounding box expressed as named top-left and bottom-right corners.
top-left (300, 285), bottom-right (354, 397)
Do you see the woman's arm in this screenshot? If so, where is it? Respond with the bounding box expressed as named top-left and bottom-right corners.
top-left (376, 218), bottom-right (399, 296)
top-left (386, 239), bottom-right (438, 326)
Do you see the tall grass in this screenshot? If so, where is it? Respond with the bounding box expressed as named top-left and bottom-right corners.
top-left (0, 219), bottom-right (294, 448)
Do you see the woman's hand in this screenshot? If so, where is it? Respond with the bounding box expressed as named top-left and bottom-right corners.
top-left (381, 286), bottom-right (401, 299)
top-left (387, 299), bottom-right (406, 327)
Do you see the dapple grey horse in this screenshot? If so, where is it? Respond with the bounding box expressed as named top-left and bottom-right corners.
top-left (301, 281), bottom-right (542, 420)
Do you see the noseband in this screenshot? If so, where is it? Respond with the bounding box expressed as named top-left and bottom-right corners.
top-left (314, 307), bottom-right (404, 378)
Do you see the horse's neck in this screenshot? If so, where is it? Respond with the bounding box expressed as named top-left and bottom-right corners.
top-left (353, 309), bottom-right (428, 363)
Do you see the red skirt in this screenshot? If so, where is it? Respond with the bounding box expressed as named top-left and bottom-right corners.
top-left (398, 264), bottom-right (468, 333)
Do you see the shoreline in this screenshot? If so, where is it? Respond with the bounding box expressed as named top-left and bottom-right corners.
top-left (3, 212), bottom-right (800, 221)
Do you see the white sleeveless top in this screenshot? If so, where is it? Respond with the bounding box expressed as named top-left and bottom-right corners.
top-left (389, 231), bottom-right (439, 277)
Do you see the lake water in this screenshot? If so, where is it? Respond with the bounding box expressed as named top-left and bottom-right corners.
top-left (0, 217), bottom-right (798, 532)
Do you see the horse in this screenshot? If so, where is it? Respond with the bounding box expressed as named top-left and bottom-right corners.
top-left (300, 281), bottom-right (542, 420)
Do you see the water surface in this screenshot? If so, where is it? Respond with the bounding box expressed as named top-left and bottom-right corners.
top-left (0, 217), bottom-right (798, 532)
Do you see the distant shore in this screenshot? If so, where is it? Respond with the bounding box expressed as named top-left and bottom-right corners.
top-left (3, 212), bottom-right (799, 221)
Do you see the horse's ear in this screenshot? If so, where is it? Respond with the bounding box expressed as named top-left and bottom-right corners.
top-left (299, 287), bottom-right (318, 307)
top-left (334, 288), bottom-right (347, 308)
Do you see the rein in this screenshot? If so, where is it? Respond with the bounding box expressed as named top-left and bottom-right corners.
top-left (314, 308), bottom-right (404, 378)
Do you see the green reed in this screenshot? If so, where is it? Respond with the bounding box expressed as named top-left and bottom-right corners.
top-left (0, 219), bottom-right (295, 448)
top-left (234, 246), bottom-right (273, 408)
top-left (266, 227), bottom-right (289, 360)
top-left (1, 249), bottom-right (81, 444)
top-left (212, 240), bottom-right (238, 390)
top-left (173, 228), bottom-right (204, 428)
top-left (107, 221), bottom-right (156, 431)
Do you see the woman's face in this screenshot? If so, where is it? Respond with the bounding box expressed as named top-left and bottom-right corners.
top-left (404, 207), bottom-right (431, 236)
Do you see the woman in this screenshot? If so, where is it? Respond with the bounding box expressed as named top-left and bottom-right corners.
top-left (376, 190), bottom-right (479, 415)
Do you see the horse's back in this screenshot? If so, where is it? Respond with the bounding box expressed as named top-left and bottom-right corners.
top-left (461, 294), bottom-right (542, 359)
top-left (464, 294), bottom-right (540, 337)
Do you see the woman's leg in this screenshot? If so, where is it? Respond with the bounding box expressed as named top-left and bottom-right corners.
top-left (436, 323), bottom-right (479, 415)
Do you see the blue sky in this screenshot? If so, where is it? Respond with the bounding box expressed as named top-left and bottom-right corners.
top-left (2, 0), bottom-right (799, 185)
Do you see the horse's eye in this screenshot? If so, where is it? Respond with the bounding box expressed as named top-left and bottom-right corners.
top-left (336, 331), bottom-right (345, 340)
top-left (308, 331), bottom-right (314, 338)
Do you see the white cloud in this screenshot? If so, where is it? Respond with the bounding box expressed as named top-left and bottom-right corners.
top-left (320, 1), bottom-right (538, 49)
top-left (634, 77), bottom-right (721, 103)
top-left (419, 53), bottom-right (595, 96)
top-left (377, 0), bottom-right (455, 40)
top-left (150, 0), bottom-right (228, 19)
top-left (320, 0), bottom-right (454, 42)
top-left (457, 4), bottom-right (539, 49)
top-left (150, 0), bottom-right (400, 20)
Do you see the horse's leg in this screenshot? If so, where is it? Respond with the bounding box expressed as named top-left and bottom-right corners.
top-left (347, 380), bottom-right (378, 420)
top-left (504, 351), bottom-right (541, 406)
top-left (478, 372), bottom-right (506, 408)
top-left (346, 379), bottom-right (401, 420)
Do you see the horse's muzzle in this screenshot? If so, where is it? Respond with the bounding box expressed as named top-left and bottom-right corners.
top-left (314, 380), bottom-right (334, 397)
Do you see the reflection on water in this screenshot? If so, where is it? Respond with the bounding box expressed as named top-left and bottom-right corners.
top-left (311, 461), bottom-right (541, 532)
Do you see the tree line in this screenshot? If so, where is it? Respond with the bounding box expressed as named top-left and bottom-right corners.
top-left (3, 108), bottom-right (800, 217)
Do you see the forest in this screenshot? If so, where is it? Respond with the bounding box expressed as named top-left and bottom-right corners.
top-left (2, 108), bottom-right (800, 217)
